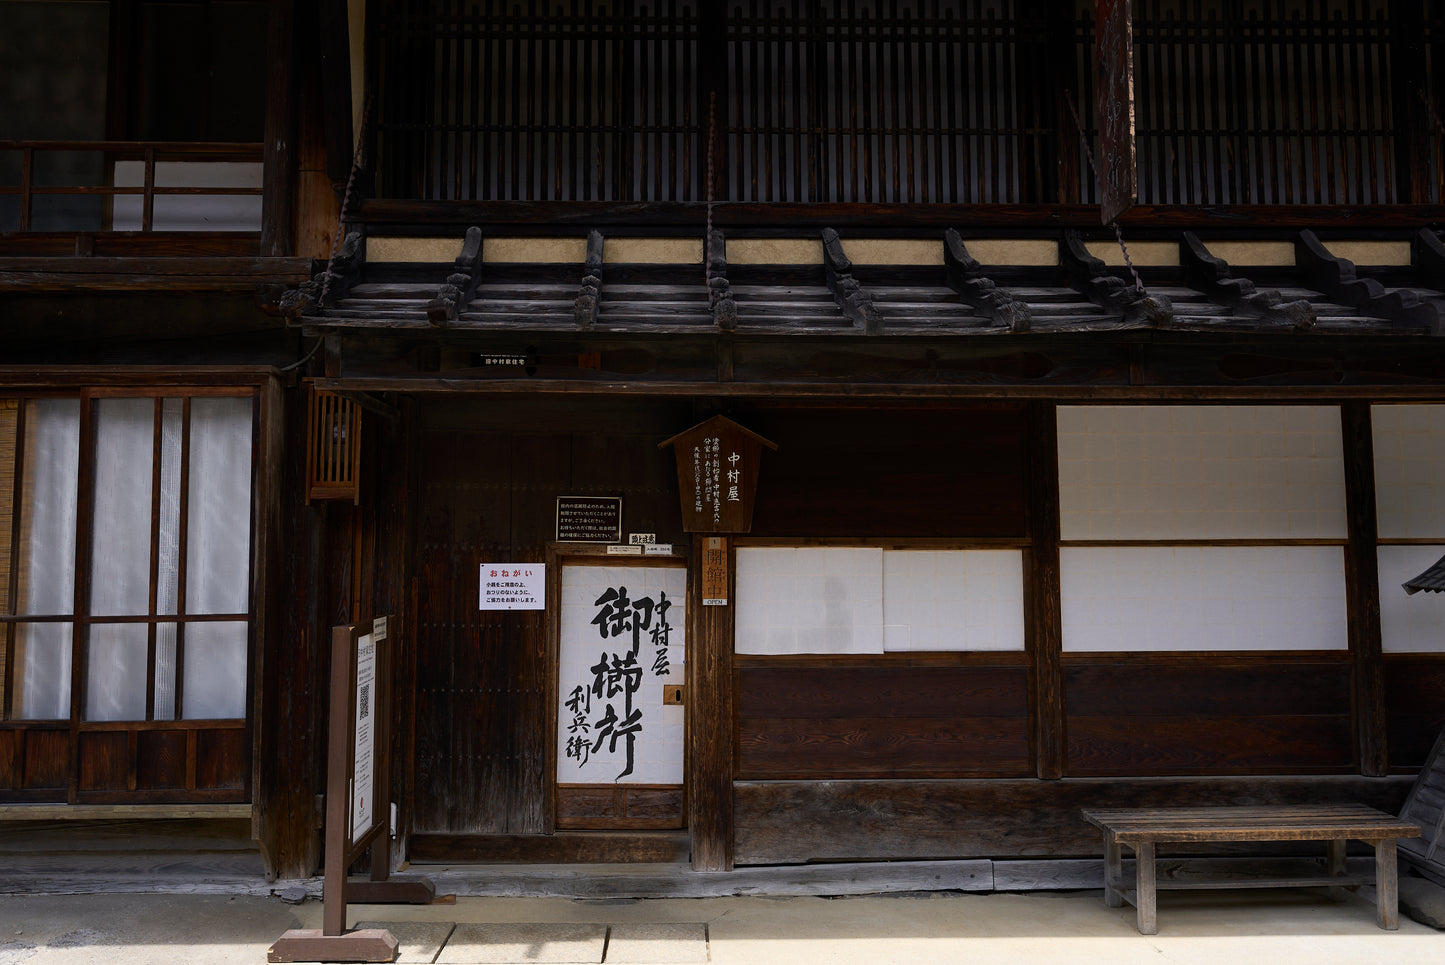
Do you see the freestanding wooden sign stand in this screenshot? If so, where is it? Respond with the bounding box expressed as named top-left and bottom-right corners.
top-left (270, 617), bottom-right (439, 963)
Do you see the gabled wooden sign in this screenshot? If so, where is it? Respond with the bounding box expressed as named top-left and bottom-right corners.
top-left (659, 415), bottom-right (776, 534)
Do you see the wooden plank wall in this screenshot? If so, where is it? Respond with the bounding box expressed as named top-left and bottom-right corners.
top-left (409, 398), bottom-right (692, 836)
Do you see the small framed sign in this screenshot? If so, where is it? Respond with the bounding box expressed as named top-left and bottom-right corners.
top-left (556, 496), bottom-right (622, 543)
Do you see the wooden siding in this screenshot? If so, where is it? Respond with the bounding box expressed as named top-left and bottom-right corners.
top-left (736, 663), bottom-right (1031, 779)
top-left (733, 775), bottom-right (1413, 865)
top-left (736, 404), bottom-right (1030, 538)
top-left (1064, 656), bottom-right (1357, 776)
top-left (1385, 655), bottom-right (1445, 770)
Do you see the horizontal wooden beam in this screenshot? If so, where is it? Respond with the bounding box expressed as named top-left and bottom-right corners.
top-left (358, 200), bottom-right (1445, 234)
top-left (0, 803), bottom-right (252, 821)
top-left (313, 376), bottom-right (1445, 401)
top-left (408, 831), bottom-right (689, 864)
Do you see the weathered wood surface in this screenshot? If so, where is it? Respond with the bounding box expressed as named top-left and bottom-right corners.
top-left (1398, 725), bottom-right (1445, 885)
top-left (409, 832), bottom-right (689, 865)
top-left (732, 776), bottom-right (1414, 865)
top-left (1027, 401), bottom-right (1063, 779)
top-left (357, 200), bottom-right (1445, 231)
top-left (1083, 804), bottom-right (1419, 932)
top-left (1342, 402), bottom-right (1388, 776)
top-left (1385, 657), bottom-right (1445, 770)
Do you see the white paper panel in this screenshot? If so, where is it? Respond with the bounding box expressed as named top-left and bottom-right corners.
top-left (558, 565), bottom-right (685, 785)
top-left (882, 550), bottom-right (1025, 651)
top-left (17, 400), bottom-right (80, 616)
top-left (86, 623), bottom-right (149, 721)
top-left (186, 398), bottom-right (253, 615)
top-left (1057, 405), bottom-right (1346, 540)
top-left (90, 399), bottom-right (154, 616)
top-left (182, 621), bottom-right (249, 719)
top-left (1379, 545), bottom-right (1445, 653)
top-left (1061, 545), bottom-right (1348, 652)
top-left (13, 623), bottom-right (72, 720)
top-left (735, 547), bottom-right (884, 655)
top-left (1372, 405), bottom-right (1445, 539)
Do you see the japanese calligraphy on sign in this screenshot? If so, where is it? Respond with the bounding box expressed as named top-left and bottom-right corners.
top-left (557, 565), bottom-right (686, 785)
top-left (479, 563), bottom-right (545, 610)
top-left (659, 415), bottom-right (776, 534)
top-left (556, 496), bottom-right (623, 542)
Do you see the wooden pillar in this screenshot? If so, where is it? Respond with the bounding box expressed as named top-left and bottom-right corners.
top-left (688, 536), bottom-right (734, 871)
top-left (1027, 401), bottom-right (1065, 779)
top-left (1389, 0), bottom-right (1433, 204)
top-left (1017, 0), bottom-right (1079, 204)
top-left (1342, 402), bottom-right (1387, 776)
top-left (261, 0), bottom-right (297, 256)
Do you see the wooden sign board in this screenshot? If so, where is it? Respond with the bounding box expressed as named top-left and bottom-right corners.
top-left (269, 616), bottom-right (440, 964)
top-left (659, 415), bottom-right (777, 534)
top-left (702, 537), bottom-right (728, 606)
top-left (1095, 0), bottom-right (1138, 225)
top-left (557, 496), bottom-right (622, 542)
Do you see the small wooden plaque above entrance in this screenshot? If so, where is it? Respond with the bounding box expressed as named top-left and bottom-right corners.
top-left (659, 416), bottom-right (777, 534)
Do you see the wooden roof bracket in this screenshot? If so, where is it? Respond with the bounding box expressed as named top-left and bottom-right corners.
top-left (1297, 229), bottom-right (1439, 331)
top-left (574, 229), bottom-right (604, 330)
top-left (708, 228), bottom-right (737, 332)
top-left (1180, 232), bottom-right (1316, 330)
top-left (281, 229), bottom-right (364, 319)
top-left (426, 226), bottom-right (483, 327)
top-left (1061, 230), bottom-right (1172, 328)
top-left (944, 229), bottom-right (1031, 332)
top-left (822, 228), bottom-right (881, 334)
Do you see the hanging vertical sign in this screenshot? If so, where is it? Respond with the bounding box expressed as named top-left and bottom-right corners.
top-left (659, 415), bottom-right (777, 534)
top-left (1096, 0), bottom-right (1138, 224)
top-left (702, 537), bottom-right (728, 606)
top-left (350, 629), bottom-right (378, 844)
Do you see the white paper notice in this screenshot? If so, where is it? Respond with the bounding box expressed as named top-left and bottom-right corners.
top-left (479, 563), bottom-right (546, 610)
top-left (350, 632), bottom-right (377, 843)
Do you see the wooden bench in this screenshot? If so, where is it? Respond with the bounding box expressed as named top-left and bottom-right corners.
top-left (1082, 805), bottom-right (1420, 935)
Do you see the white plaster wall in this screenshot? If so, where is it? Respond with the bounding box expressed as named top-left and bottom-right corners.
top-left (1057, 405), bottom-right (1346, 540)
top-left (881, 549), bottom-right (1025, 651)
top-left (1378, 544), bottom-right (1445, 653)
top-left (1060, 545), bottom-right (1348, 652)
top-left (1371, 404), bottom-right (1445, 540)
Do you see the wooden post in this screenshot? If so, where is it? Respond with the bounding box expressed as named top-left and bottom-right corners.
top-left (1341, 403), bottom-right (1387, 776)
top-left (262, 0), bottom-right (297, 256)
top-left (688, 536), bottom-right (734, 871)
top-left (1027, 402), bottom-right (1065, 780)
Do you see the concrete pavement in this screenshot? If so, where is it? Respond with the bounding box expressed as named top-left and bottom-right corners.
top-left (0, 886), bottom-right (1442, 965)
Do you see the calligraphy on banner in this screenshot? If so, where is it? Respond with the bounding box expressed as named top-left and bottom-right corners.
top-left (557, 565), bottom-right (686, 785)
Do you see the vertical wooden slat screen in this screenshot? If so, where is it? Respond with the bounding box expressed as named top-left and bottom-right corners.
top-left (726, 0), bottom-right (1024, 203)
top-left (375, 0), bottom-right (702, 202)
top-left (1426, 0), bottom-right (1445, 203)
top-left (306, 389), bottom-right (361, 504)
top-left (1077, 0), bottom-right (1411, 206)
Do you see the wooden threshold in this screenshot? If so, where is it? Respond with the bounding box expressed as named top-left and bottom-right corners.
top-left (0, 803), bottom-right (252, 821)
top-left (408, 831), bottom-right (689, 864)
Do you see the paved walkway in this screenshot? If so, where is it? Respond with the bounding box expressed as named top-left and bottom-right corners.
top-left (1, 888), bottom-right (1442, 965)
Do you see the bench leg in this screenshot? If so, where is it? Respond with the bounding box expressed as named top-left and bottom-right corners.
top-left (1375, 838), bottom-right (1400, 930)
top-left (1104, 837), bottom-right (1123, 908)
top-left (1135, 841), bottom-right (1157, 935)
top-left (1326, 839), bottom-right (1349, 901)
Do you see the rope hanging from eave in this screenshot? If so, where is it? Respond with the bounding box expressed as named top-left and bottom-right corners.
top-left (321, 91), bottom-right (376, 308)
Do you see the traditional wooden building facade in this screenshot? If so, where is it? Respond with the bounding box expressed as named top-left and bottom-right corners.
top-left (4, 0), bottom-right (1445, 884)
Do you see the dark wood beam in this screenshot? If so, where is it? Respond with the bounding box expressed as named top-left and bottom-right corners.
top-left (262, 0), bottom-right (298, 257)
top-left (1341, 402), bottom-right (1387, 777)
top-left (688, 537), bottom-right (734, 871)
top-left (1026, 402), bottom-right (1063, 779)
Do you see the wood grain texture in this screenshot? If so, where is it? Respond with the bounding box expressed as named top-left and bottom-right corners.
top-left (1026, 401), bottom-right (1063, 778)
top-left (1066, 716), bottom-right (1354, 776)
top-left (732, 776), bottom-right (1414, 865)
top-left (1384, 657), bottom-right (1445, 770)
top-left (738, 716), bottom-right (1032, 779)
top-left (409, 831), bottom-right (689, 864)
top-left (689, 538), bottom-right (733, 871)
top-left (1342, 402), bottom-right (1387, 776)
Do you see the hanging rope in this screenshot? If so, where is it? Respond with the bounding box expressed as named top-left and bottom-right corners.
top-left (320, 91), bottom-right (376, 308)
top-left (1064, 89), bottom-right (1146, 296)
top-left (705, 91), bottom-right (717, 307)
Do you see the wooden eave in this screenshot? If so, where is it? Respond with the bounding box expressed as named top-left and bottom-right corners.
top-left (0, 255), bottom-right (313, 293)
